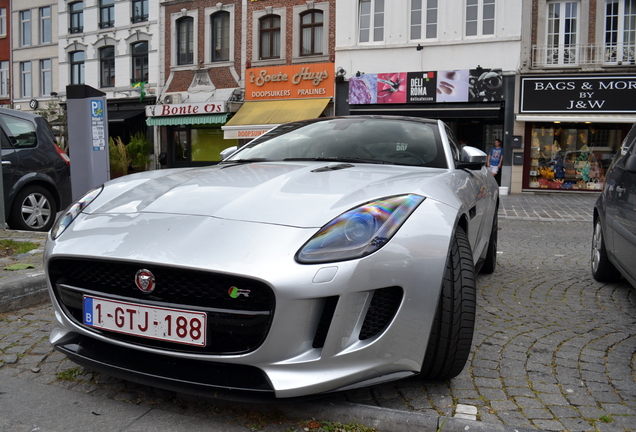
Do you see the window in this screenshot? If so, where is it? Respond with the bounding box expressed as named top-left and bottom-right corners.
top-left (546, 2), bottom-right (579, 64)
top-left (132, 0), bottom-right (148, 23)
top-left (359, 0), bottom-right (384, 43)
top-left (70, 51), bottom-right (85, 85)
top-left (69, 2), bottom-right (83, 34)
top-left (259, 15), bottom-right (281, 59)
top-left (211, 11), bottom-right (230, 62)
top-left (300, 10), bottom-right (323, 56)
top-left (411, 0), bottom-right (438, 39)
top-left (466, 0), bottom-right (495, 36)
top-left (0, 8), bottom-right (6, 37)
top-left (21, 62), bottom-right (31, 98)
top-left (0, 61), bottom-right (8, 97)
top-left (40, 59), bottom-right (52, 96)
top-left (605, 0), bottom-right (636, 63)
top-left (20, 10), bottom-right (31, 46)
top-left (100, 46), bottom-right (115, 87)
top-left (2, 116), bottom-right (37, 148)
top-left (131, 41), bottom-right (148, 82)
top-left (177, 17), bottom-right (194, 65)
top-left (100, 0), bottom-right (115, 28)
top-left (40, 7), bottom-right (51, 44)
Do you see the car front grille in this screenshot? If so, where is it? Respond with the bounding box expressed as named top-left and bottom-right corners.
top-left (48, 258), bottom-right (275, 355)
top-left (359, 286), bottom-right (403, 340)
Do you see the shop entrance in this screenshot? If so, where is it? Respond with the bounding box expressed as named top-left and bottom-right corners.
top-left (166, 125), bottom-right (237, 168)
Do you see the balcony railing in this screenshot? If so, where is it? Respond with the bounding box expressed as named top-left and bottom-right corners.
top-left (531, 43), bottom-right (636, 67)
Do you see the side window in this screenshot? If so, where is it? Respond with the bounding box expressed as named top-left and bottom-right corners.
top-left (1, 116), bottom-right (37, 148)
top-left (1, 130), bottom-right (13, 149)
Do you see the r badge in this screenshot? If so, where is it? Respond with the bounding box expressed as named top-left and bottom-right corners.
top-left (135, 269), bottom-right (156, 293)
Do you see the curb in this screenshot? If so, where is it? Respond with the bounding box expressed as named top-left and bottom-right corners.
top-left (260, 400), bottom-right (539, 432)
top-left (0, 271), bottom-right (48, 314)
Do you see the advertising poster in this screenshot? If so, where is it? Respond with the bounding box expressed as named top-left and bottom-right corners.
top-left (407, 71), bottom-right (436, 103)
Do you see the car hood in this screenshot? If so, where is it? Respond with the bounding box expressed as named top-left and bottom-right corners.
top-left (88, 162), bottom-right (458, 228)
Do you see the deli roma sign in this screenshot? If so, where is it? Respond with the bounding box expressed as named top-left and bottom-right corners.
top-left (521, 75), bottom-right (636, 113)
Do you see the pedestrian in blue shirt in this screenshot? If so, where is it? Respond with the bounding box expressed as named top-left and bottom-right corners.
top-left (487, 139), bottom-right (503, 185)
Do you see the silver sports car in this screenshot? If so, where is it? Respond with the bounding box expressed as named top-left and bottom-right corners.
top-left (45, 116), bottom-right (499, 398)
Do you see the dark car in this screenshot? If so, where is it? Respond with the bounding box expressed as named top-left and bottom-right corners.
top-left (592, 123), bottom-right (636, 288)
top-left (1, 108), bottom-right (72, 231)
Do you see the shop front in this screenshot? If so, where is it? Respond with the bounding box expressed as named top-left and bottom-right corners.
top-left (146, 101), bottom-right (236, 168)
top-left (517, 75), bottom-right (636, 192)
top-left (222, 63), bottom-right (335, 143)
top-left (346, 68), bottom-right (509, 156)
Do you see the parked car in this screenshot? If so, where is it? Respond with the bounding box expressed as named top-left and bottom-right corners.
top-left (1, 108), bottom-right (72, 231)
top-left (592, 122), bottom-right (636, 288)
top-left (45, 116), bottom-right (499, 398)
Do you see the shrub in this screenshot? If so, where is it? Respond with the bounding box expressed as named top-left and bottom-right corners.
top-left (109, 136), bottom-right (130, 178)
top-left (127, 132), bottom-right (152, 171)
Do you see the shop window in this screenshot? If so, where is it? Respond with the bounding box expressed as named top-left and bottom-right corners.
top-left (211, 11), bottom-right (230, 62)
top-left (359, 0), bottom-right (384, 43)
top-left (527, 124), bottom-right (623, 191)
top-left (300, 10), bottom-right (323, 56)
top-left (411, 0), bottom-right (438, 40)
top-left (177, 17), bottom-right (194, 65)
top-left (605, 0), bottom-right (636, 64)
top-left (259, 15), bottom-right (281, 59)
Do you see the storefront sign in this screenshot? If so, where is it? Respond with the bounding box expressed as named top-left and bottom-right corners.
top-left (245, 63), bottom-right (335, 101)
top-left (349, 68), bottom-right (503, 104)
top-left (145, 102), bottom-right (226, 117)
top-left (520, 75), bottom-right (636, 113)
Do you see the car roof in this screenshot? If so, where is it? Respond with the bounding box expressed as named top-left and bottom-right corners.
top-left (0, 108), bottom-right (44, 122)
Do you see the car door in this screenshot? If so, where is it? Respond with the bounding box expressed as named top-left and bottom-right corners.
top-left (1, 128), bottom-right (18, 207)
top-left (607, 133), bottom-right (636, 273)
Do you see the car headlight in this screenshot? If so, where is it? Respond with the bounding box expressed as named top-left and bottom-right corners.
top-left (51, 186), bottom-right (103, 240)
top-left (296, 194), bottom-right (425, 264)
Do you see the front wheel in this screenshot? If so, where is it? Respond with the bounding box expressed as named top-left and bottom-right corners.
top-left (591, 219), bottom-right (621, 282)
top-left (420, 226), bottom-right (476, 380)
top-left (9, 186), bottom-right (57, 232)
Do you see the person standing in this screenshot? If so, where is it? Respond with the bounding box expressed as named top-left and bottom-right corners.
top-left (487, 139), bottom-right (503, 186)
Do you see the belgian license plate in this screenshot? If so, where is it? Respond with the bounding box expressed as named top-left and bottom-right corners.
top-left (83, 296), bottom-right (206, 346)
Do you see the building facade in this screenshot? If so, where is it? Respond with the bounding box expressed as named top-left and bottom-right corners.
top-left (517, 0), bottom-right (636, 193)
top-left (335, 0), bottom-right (523, 191)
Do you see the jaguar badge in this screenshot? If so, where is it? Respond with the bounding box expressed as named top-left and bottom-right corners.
top-left (135, 269), bottom-right (156, 293)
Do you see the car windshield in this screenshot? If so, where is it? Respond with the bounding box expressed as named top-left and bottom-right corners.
top-left (224, 117), bottom-right (447, 168)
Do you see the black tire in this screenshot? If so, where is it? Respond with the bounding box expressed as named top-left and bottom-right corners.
top-left (591, 219), bottom-right (622, 282)
top-left (9, 186), bottom-right (57, 232)
top-left (420, 226), bottom-right (476, 380)
top-left (480, 214), bottom-right (498, 274)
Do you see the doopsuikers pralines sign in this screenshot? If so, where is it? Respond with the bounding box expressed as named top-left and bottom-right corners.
top-left (521, 75), bottom-right (636, 113)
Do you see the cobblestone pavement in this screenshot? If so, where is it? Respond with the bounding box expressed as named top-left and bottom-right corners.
top-left (2, 211), bottom-right (636, 431)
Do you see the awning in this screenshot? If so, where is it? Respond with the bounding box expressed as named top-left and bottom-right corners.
top-left (108, 110), bottom-right (144, 123)
top-left (222, 98), bottom-right (331, 139)
top-left (516, 114), bottom-right (636, 124)
top-left (146, 113), bottom-right (230, 126)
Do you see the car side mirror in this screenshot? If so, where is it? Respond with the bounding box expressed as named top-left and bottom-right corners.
top-left (220, 146), bottom-right (238, 161)
top-left (625, 153), bottom-right (636, 173)
top-left (457, 146), bottom-right (487, 170)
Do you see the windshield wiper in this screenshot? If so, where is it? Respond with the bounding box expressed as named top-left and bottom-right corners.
top-left (283, 157), bottom-right (391, 165)
top-left (219, 158), bottom-right (270, 167)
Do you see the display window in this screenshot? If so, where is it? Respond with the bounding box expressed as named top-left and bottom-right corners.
top-left (526, 123), bottom-right (625, 191)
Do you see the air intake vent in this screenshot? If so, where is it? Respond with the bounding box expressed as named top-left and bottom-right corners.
top-left (359, 287), bottom-right (403, 340)
top-left (312, 296), bottom-right (339, 348)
